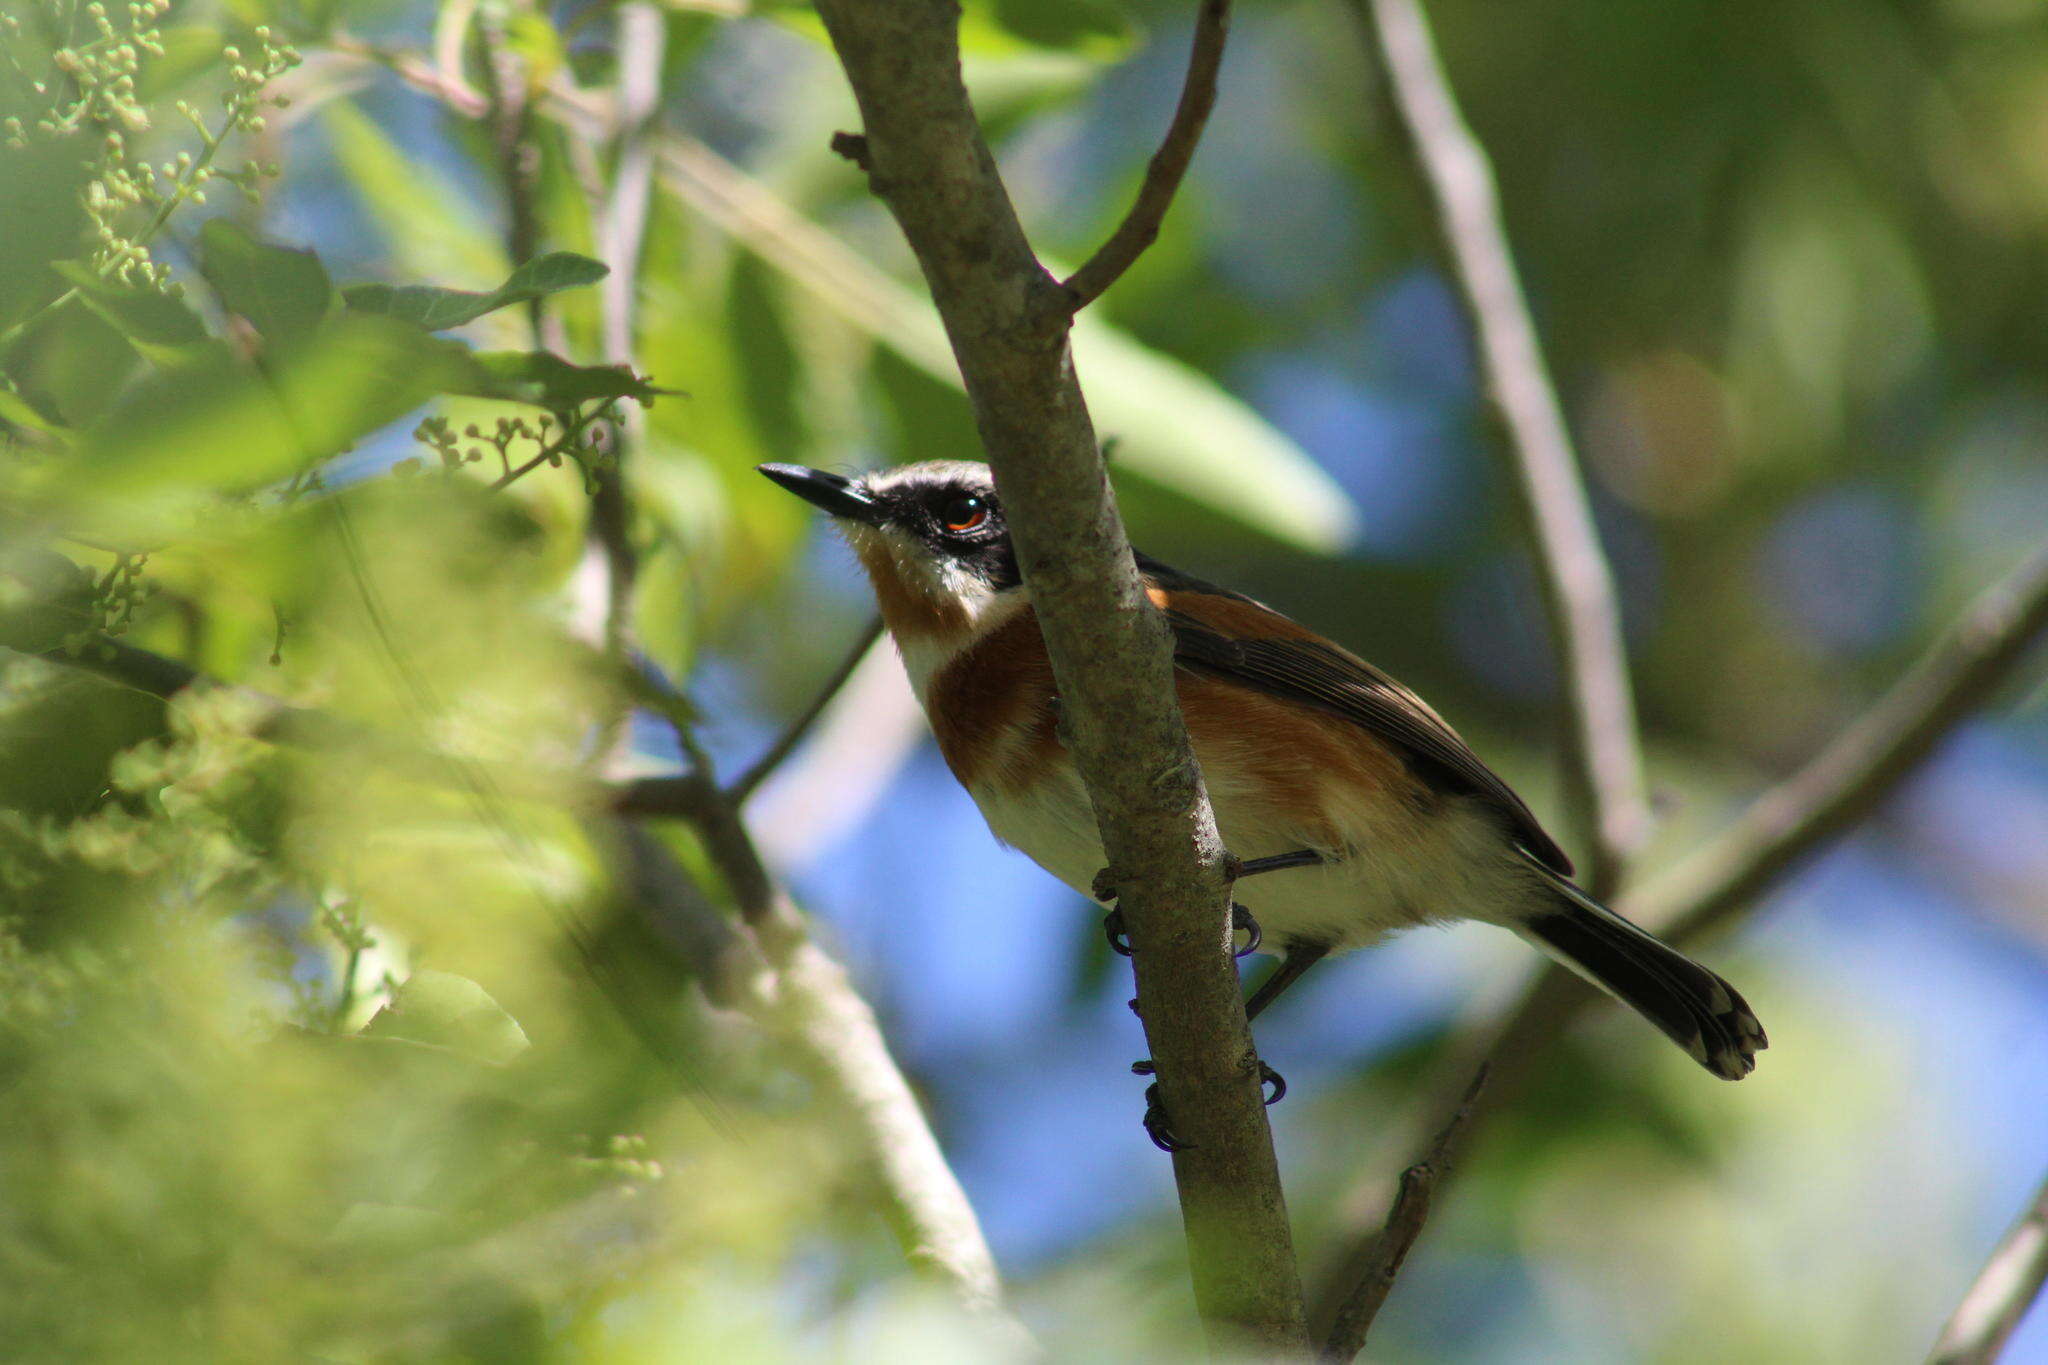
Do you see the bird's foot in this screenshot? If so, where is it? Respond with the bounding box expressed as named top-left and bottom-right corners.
top-left (1232, 902), bottom-right (1262, 958)
top-left (1129, 1062), bottom-right (1188, 1152)
top-left (1096, 877), bottom-right (1260, 959)
top-left (1139, 1081), bottom-right (1188, 1153)
top-left (1130, 1059), bottom-right (1287, 1153)
top-left (1102, 906), bottom-right (1132, 957)
top-left (1226, 848), bottom-right (1326, 881)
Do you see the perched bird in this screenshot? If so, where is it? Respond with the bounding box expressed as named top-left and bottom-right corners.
top-left (760, 460), bottom-right (1766, 1096)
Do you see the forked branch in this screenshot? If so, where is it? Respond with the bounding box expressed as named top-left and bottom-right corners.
top-left (1311, 540), bottom-right (2048, 1352)
top-left (1060, 0), bottom-right (1232, 311)
top-left (810, 0), bottom-right (1305, 1348)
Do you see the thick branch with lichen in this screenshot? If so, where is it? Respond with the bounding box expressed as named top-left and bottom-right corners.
top-left (809, 0), bottom-right (1305, 1348)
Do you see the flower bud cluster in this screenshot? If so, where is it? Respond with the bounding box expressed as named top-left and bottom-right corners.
top-left (5, 5), bottom-right (301, 294)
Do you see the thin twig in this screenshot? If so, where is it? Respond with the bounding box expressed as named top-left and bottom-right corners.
top-left (599, 2), bottom-right (664, 368)
top-left (580, 2), bottom-right (665, 762)
top-left (1348, 0), bottom-right (1649, 893)
top-left (1929, 1165), bottom-right (2048, 1365)
top-left (728, 615), bottom-right (883, 803)
top-left (1641, 540), bottom-right (2048, 942)
top-left (1059, 0), bottom-right (1232, 311)
top-left (1308, 540), bottom-right (2048, 1348)
top-left (1318, 1066), bottom-right (1488, 1360)
top-left (624, 708), bottom-right (1016, 1321)
top-left (473, 4), bottom-right (546, 338)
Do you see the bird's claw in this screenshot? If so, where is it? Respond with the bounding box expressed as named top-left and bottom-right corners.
top-left (1232, 903), bottom-right (1262, 957)
top-left (1141, 1084), bottom-right (1189, 1152)
top-left (1127, 1057), bottom-right (1285, 1152)
top-left (1130, 1063), bottom-right (1192, 1153)
top-left (1103, 906), bottom-right (1132, 957)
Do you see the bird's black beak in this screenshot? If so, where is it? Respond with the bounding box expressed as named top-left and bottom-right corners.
top-left (757, 464), bottom-right (886, 526)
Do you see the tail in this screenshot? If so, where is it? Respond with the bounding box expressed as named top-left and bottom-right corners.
top-left (1515, 853), bottom-right (1767, 1080)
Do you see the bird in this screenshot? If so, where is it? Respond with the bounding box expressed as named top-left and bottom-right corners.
top-left (759, 458), bottom-right (1766, 1117)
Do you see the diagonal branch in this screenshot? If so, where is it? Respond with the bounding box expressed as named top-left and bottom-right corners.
top-left (1639, 540), bottom-right (2048, 942)
top-left (617, 739), bottom-right (1016, 1322)
top-left (1928, 1164), bottom-right (2048, 1365)
top-left (1309, 539), bottom-right (2048, 1351)
top-left (809, 0), bottom-right (1305, 1348)
top-left (728, 615), bottom-right (883, 803)
top-left (1059, 0), bottom-right (1232, 312)
top-left (1318, 1065), bottom-right (1486, 1360)
top-left (1348, 0), bottom-right (1648, 893)
top-left (4, 631), bottom-right (1013, 1321)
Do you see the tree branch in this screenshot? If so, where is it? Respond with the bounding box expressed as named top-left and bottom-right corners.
top-left (728, 615), bottom-right (883, 803)
top-left (1309, 539), bottom-right (2048, 1348)
top-left (1318, 1065), bottom-right (1486, 1361)
top-left (1638, 540), bottom-right (2048, 942)
top-left (613, 747), bottom-right (1017, 1323)
top-left (1929, 1165), bottom-right (2048, 1365)
top-left (1058, 0), bottom-right (1231, 312)
top-left (810, 0), bottom-right (1305, 1347)
top-left (1347, 0), bottom-right (1649, 893)
top-left (576, 3), bottom-right (663, 761)
top-left (4, 646), bottom-right (1012, 1322)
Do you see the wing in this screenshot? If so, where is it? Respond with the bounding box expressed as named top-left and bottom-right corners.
top-left (1138, 554), bottom-right (1574, 875)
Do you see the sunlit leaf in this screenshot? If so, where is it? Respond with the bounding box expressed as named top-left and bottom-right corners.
top-left (1072, 316), bottom-right (1359, 551)
top-left (359, 969), bottom-right (531, 1066)
top-left (319, 100), bottom-right (507, 290)
top-left (344, 252), bottom-right (610, 331)
top-left (49, 261), bottom-right (218, 369)
top-left (197, 219), bottom-right (339, 347)
top-left (660, 148), bottom-right (1357, 549)
top-left (59, 315), bottom-right (477, 514)
top-left (504, 10), bottom-right (567, 88)
top-left (984, 0), bottom-right (1133, 54)
top-left (467, 351), bottom-right (671, 409)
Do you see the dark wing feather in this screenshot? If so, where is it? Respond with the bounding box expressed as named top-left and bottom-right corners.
top-left (1139, 555), bottom-right (1573, 875)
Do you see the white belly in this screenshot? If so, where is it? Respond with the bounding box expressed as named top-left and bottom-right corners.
top-left (965, 757), bottom-right (1538, 955)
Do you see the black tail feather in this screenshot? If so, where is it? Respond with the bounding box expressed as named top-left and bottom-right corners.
top-left (1516, 859), bottom-right (1766, 1080)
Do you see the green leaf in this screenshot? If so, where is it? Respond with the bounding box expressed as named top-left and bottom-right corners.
top-left (465, 351), bottom-right (671, 409)
top-left (359, 970), bottom-right (530, 1066)
top-left (1072, 315), bottom-right (1360, 551)
top-left (0, 382), bottom-right (69, 436)
top-left (503, 9), bottom-right (567, 88)
top-left (54, 315), bottom-right (478, 525)
top-left (343, 252), bottom-right (610, 331)
top-left (49, 261), bottom-right (217, 369)
top-left (0, 548), bottom-right (95, 656)
top-left (985, 0), bottom-right (1133, 54)
top-left (665, 163), bottom-right (1358, 550)
top-left (197, 220), bottom-right (338, 346)
top-left (319, 100), bottom-right (507, 289)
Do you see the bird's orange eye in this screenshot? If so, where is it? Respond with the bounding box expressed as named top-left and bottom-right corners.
top-left (942, 495), bottom-right (988, 533)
